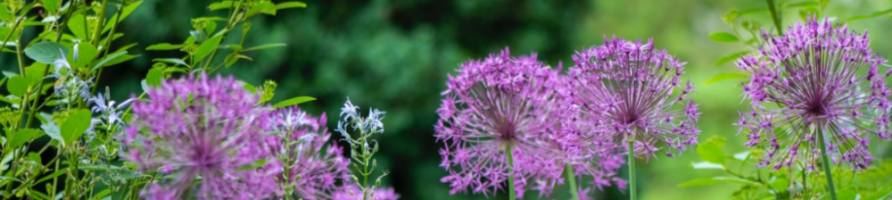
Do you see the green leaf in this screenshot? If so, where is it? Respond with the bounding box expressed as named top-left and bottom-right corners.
top-left (74, 42), bottom-right (98, 68)
top-left (714, 51), bottom-right (749, 67)
top-left (103, 1), bottom-right (143, 34)
top-left (152, 58), bottom-right (189, 67)
top-left (272, 96), bottom-right (316, 108)
top-left (242, 82), bottom-right (257, 93)
top-left (145, 43), bottom-right (183, 51)
top-left (28, 152), bottom-right (41, 164)
top-left (250, 1), bottom-right (277, 15)
top-left (691, 161), bottom-right (725, 170)
top-left (242, 43), bottom-right (286, 52)
top-left (60, 109), bottom-right (92, 145)
top-left (784, 1), bottom-right (818, 8)
top-left (705, 73), bottom-right (750, 85)
top-left (696, 136), bottom-right (726, 164)
top-left (845, 7), bottom-right (892, 22)
top-left (837, 188), bottom-right (857, 200)
top-left (276, 1), bottom-right (307, 10)
top-left (43, 0), bottom-right (62, 15)
top-left (35, 170), bottom-right (66, 184)
top-left (79, 165), bottom-right (125, 171)
top-left (91, 51), bottom-right (128, 71)
top-left (7, 129), bottom-right (43, 150)
top-left (0, 176), bottom-right (21, 182)
top-left (208, 1), bottom-right (240, 10)
top-left (733, 151), bottom-right (750, 161)
top-left (678, 176), bottom-right (760, 187)
top-left (7, 75), bottom-right (27, 96)
top-left (24, 41), bottom-right (67, 64)
top-left (0, 5), bottom-right (12, 22)
top-left (25, 65), bottom-right (46, 86)
top-left (145, 68), bottom-right (163, 87)
top-left (67, 14), bottom-right (88, 39)
top-left (769, 178), bottom-right (789, 192)
top-left (193, 32), bottom-right (224, 62)
top-left (709, 32), bottom-right (740, 43)
top-left (236, 159), bottom-right (269, 171)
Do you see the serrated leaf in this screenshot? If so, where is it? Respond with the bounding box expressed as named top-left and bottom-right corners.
top-left (696, 137), bottom-right (726, 164)
top-left (845, 7), bottom-right (892, 22)
top-left (709, 32), bottom-right (740, 43)
top-left (242, 43), bottom-right (286, 52)
top-left (145, 68), bottom-right (163, 87)
top-left (7, 128), bottom-right (43, 150)
top-left (103, 1), bottom-right (143, 34)
top-left (276, 1), bottom-right (307, 10)
top-left (74, 42), bottom-right (98, 68)
top-left (714, 51), bottom-right (749, 67)
top-left (705, 73), bottom-right (750, 85)
top-left (68, 14), bottom-right (88, 39)
top-left (60, 109), bottom-right (92, 145)
top-left (678, 176), bottom-right (760, 187)
top-left (194, 33), bottom-right (224, 62)
top-left (691, 161), bottom-right (725, 170)
top-left (272, 96), bottom-right (316, 108)
top-left (145, 43), bottom-right (183, 51)
top-left (24, 41), bottom-right (67, 64)
top-left (7, 75), bottom-right (27, 96)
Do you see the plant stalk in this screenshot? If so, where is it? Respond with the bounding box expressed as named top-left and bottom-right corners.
top-left (765, 0), bottom-right (784, 35)
top-left (566, 163), bottom-right (580, 200)
top-left (506, 145), bottom-right (516, 200)
top-left (628, 141), bottom-right (637, 200)
top-left (817, 128), bottom-right (838, 200)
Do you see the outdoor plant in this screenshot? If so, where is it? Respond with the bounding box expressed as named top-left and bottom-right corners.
top-left (0, 0), bottom-right (889, 200)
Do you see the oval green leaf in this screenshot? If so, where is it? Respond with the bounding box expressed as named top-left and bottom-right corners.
top-left (272, 96), bottom-right (316, 108)
top-left (146, 43), bottom-right (184, 51)
top-left (696, 136), bottom-right (726, 164)
top-left (6, 75), bottom-right (27, 96)
top-left (276, 1), bottom-right (307, 10)
top-left (194, 33), bottom-right (224, 62)
top-left (60, 109), bottom-right (92, 145)
top-left (709, 32), bottom-right (740, 43)
top-left (7, 128), bottom-right (44, 150)
top-left (24, 41), bottom-right (67, 64)
top-left (146, 68), bottom-right (164, 87)
top-left (67, 14), bottom-right (88, 39)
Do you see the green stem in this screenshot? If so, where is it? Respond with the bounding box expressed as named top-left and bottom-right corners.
top-left (765, 0), bottom-right (784, 35)
top-left (817, 128), bottom-right (838, 200)
top-left (565, 163), bottom-right (580, 200)
top-left (506, 145), bottom-right (516, 200)
top-left (91, 0), bottom-right (110, 46)
top-left (628, 141), bottom-right (637, 200)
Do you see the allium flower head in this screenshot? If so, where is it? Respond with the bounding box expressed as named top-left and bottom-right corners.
top-left (569, 36), bottom-right (700, 160)
top-left (267, 106), bottom-right (351, 200)
top-left (332, 185), bottom-right (400, 200)
top-left (435, 47), bottom-right (566, 197)
top-left (734, 17), bottom-right (891, 170)
top-left (121, 73), bottom-right (279, 199)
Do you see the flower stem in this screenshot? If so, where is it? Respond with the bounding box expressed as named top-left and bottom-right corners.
top-left (817, 128), bottom-right (838, 200)
top-left (565, 163), bottom-right (580, 200)
top-left (506, 145), bottom-right (516, 200)
top-left (765, 0), bottom-right (784, 35)
top-left (628, 141), bottom-right (637, 200)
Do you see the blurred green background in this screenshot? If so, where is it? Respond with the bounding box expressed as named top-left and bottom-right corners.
top-left (7, 0), bottom-right (892, 199)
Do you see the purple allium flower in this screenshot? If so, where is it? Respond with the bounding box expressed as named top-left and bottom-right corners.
top-left (734, 17), bottom-right (891, 171)
top-left (332, 185), bottom-right (400, 200)
top-left (435, 47), bottom-right (566, 197)
top-left (569, 36), bottom-right (701, 160)
top-left (121, 73), bottom-right (280, 199)
top-left (267, 106), bottom-right (351, 200)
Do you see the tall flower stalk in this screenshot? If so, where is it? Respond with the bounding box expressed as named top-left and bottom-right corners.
top-left (336, 98), bottom-right (390, 200)
top-left (435, 48), bottom-right (568, 199)
top-left (569, 37), bottom-right (701, 200)
top-left (734, 17), bottom-right (891, 200)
